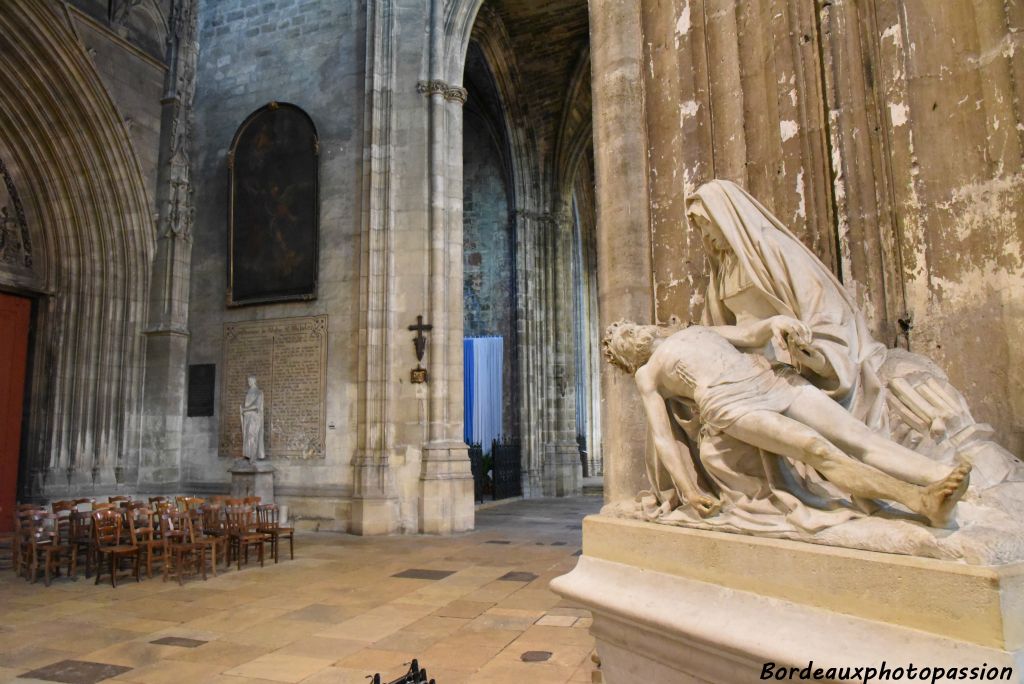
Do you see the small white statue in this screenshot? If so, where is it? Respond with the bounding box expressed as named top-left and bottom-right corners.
top-left (240, 374), bottom-right (265, 460)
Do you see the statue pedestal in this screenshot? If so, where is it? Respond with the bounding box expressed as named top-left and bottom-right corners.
top-left (229, 460), bottom-right (275, 503)
top-left (551, 516), bottom-right (1023, 683)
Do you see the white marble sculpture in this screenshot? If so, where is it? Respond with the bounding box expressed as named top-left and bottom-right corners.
top-left (605, 321), bottom-right (970, 527)
top-left (603, 180), bottom-right (1024, 564)
top-left (240, 374), bottom-right (266, 460)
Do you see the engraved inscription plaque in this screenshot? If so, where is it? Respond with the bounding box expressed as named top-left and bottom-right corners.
top-left (187, 364), bottom-right (216, 417)
top-left (219, 315), bottom-right (327, 459)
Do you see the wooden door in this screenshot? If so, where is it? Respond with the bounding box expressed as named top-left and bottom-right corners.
top-left (0, 293), bottom-right (30, 532)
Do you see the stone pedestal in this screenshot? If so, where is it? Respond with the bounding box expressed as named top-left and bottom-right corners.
top-left (229, 460), bottom-right (275, 503)
top-left (419, 441), bottom-right (474, 534)
top-left (551, 516), bottom-right (1023, 683)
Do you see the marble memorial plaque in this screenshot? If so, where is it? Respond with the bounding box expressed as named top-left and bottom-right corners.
top-left (187, 364), bottom-right (215, 417)
top-left (219, 315), bottom-right (327, 459)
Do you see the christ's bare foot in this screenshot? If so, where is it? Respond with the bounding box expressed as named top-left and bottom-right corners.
top-left (919, 462), bottom-right (971, 527)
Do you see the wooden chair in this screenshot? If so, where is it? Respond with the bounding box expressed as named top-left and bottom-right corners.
top-left (242, 496), bottom-right (261, 506)
top-left (128, 507), bottom-right (164, 579)
top-left (91, 501), bottom-right (116, 511)
top-left (188, 508), bottom-right (223, 577)
top-left (160, 512), bottom-right (203, 585)
top-left (92, 508), bottom-right (139, 587)
top-left (51, 500), bottom-right (76, 516)
top-left (256, 504), bottom-right (294, 563)
top-left (50, 503), bottom-right (76, 577)
top-left (14, 505), bottom-right (45, 579)
top-left (0, 507), bottom-right (13, 571)
top-left (68, 510), bottom-right (94, 578)
top-left (23, 512), bottom-right (69, 586)
top-left (72, 498), bottom-right (95, 511)
top-left (148, 496), bottom-right (168, 506)
top-left (225, 505), bottom-right (268, 570)
top-left (107, 495), bottom-right (132, 507)
top-left (201, 504), bottom-right (229, 568)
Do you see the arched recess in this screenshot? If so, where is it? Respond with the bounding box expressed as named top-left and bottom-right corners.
top-left (0, 1), bottom-right (154, 496)
top-left (466, 4), bottom-right (558, 494)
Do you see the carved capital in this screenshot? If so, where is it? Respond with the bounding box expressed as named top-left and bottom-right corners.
top-left (443, 86), bottom-right (468, 104)
top-left (416, 80), bottom-right (448, 97)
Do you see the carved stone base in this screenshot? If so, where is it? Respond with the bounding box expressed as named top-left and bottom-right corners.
top-left (229, 460), bottom-right (275, 503)
top-left (551, 516), bottom-right (1022, 683)
top-left (419, 441), bottom-right (474, 534)
top-left (350, 458), bottom-right (398, 535)
top-left (546, 442), bottom-right (582, 497)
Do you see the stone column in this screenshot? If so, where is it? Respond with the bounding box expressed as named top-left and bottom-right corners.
top-left (418, 80), bottom-right (474, 534)
top-left (513, 209), bottom-right (545, 497)
top-left (416, 0), bottom-right (474, 532)
top-left (139, 0), bottom-right (198, 491)
top-left (351, 0), bottom-right (400, 535)
top-left (589, 0), bottom-right (654, 504)
top-left (546, 207), bottom-right (582, 496)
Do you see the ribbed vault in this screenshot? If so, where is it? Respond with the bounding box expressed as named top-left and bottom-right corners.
top-left (0, 0), bottom-right (154, 493)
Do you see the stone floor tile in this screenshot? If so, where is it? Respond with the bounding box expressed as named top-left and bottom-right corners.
top-left (224, 653), bottom-right (335, 683)
top-left (431, 600), bottom-right (493, 619)
top-left (269, 637), bottom-right (366, 661)
top-left (76, 642), bottom-right (180, 669)
top-left (536, 614), bottom-right (578, 627)
top-left (163, 640), bottom-right (272, 669)
top-left (109, 660), bottom-right (224, 683)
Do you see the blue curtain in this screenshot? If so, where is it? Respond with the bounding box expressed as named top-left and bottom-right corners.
top-left (463, 337), bottom-right (503, 454)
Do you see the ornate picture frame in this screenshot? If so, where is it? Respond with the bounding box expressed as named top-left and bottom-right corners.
top-left (227, 102), bottom-right (319, 306)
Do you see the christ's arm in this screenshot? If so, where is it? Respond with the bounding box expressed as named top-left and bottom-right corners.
top-left (635, 363), bottom-right (720, 517)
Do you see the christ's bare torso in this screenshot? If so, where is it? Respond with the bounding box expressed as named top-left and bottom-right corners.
top-left (651, 326), bottom-right (768, 399)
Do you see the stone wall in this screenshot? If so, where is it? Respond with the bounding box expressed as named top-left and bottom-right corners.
top-left (462, 107), bottom-right (519, 439)
top-left (68, 6), bottom-right (166, 199)
top-left (185, 0), bottom-right (365, 530)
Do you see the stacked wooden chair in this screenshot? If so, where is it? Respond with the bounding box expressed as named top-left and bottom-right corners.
top-left (92, 508), bottom-right (139, 587)
top-left (160, 510), bottom-right (204, 585)
top-left (225, 504), bottom-right (269, 570)
top-left (256, 503), bottom-right (294, 563)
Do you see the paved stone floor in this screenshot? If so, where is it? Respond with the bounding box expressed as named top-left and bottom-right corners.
top-left (0, 496), bottom-right (602, 683)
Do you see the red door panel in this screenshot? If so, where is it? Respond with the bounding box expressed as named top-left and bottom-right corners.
top-left (0, 293), bottom-right (30, 532)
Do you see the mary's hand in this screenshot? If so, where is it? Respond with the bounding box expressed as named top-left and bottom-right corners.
top-left (770, 316), bottom-right (811, 348)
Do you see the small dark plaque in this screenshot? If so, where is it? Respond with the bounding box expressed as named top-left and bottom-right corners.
top-left (391, 568), bottom-right (456, 580)
top-left (150, 636), bottom-right (206, 648)
top-left (187, 364), bottom-right (216, 417)
top-left (520, 651), bottom-right (552, 662)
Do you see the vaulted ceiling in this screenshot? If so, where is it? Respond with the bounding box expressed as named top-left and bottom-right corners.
top-left (469, 0), bottom-right (591, 196)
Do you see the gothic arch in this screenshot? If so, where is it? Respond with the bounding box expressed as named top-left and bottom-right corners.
top-left (0, 1), bottom-right (154, 493)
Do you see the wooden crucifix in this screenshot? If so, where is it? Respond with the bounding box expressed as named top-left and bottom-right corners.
top-left (408, 315), bottom-right (432, 383)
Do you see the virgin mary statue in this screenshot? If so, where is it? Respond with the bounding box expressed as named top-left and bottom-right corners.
top-left (653, 180), bottom-right (1021, 532)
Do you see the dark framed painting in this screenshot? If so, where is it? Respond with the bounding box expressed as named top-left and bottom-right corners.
top-left (227, 102), bottom-right (319, 306)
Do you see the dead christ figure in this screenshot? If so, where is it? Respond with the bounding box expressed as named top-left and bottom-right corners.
top-left (603, 319), bottom-right (971, 527)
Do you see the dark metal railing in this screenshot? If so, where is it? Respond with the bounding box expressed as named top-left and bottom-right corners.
top-left (492, 438), bottom-right (522, 500)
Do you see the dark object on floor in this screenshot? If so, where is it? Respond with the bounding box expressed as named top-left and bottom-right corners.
top-left (20, 659), bottom-right (132, 684)
top-left (371, 658), bottom-right (435, 684)
top-left (521, 650), bottom-right (553, 662)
